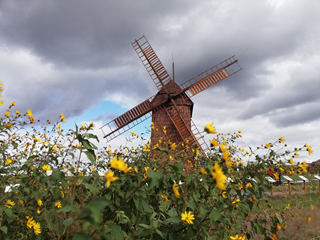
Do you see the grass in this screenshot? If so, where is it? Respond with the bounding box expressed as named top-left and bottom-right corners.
top-left (241, 191), bottom-right (320, 239)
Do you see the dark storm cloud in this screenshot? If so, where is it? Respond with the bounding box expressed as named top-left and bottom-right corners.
top-left (0, 0), bottom-right (320, 137)
top-left (0, 0), bottom-right (196, 69)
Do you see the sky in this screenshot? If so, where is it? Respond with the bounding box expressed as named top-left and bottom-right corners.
top-left (0, 0), bottom-right (319, 162)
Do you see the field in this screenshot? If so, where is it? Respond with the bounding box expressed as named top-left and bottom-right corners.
top-left (247, 183), bottom-right (320, 240)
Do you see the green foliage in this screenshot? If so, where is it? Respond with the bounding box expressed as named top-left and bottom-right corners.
top-left (0, 97), bottom-right (314, 239)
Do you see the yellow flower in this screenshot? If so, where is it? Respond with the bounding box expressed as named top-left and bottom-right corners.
top-left (288, 158), bottom-right (294, 165)
top-left (172, 182), bottom-right (180, 198)
top-left (279, 136), bottom-right (285, 143)
top-left (29, 116), bottom-right (35, 123)
top-left (144, 167), bottom-right (149, 179)
top-left (311, 204), bottom-right (314, 210)
top-left (26, 216), bottom-right (35, 229)
top-left (37, 199), bottom-right (43, 206)
top-left (60, 113), bottom-right (66, 121)
top-left (130, 130), bottom-right (136, 136)
top-left (16, 110), bottom-right (20, 114)
top-left (5, 199), bottom-right (15, 209)
top-left (161, 195), bottom-right (169, 201)
top-left (42, 164), bottom-right (51, 172)
top-left (55, 201), bottom-right (62, 208)
top-left (81, 124), bottom-right (86, 130)
top-left (76, 143), bottom-right (81, 148)
top-left (307, 146), bottom-right (314, 156)
top-left (134, 168), bottom-right (138, 173)
top-left (222, 192), bottom-right (226, 198)
top-left (223, 150), bottom-right (232, 160)
top-left (211, 162), bottom-right (226, 190)
top-left (204, 122), bottom-right (217, 134)
top-left (307, 217), bottom-right (311, 224)
top-left (294, 151), bottom-right (299, 157)
top-left (18, 200), bottom-right (24, 205)
top-left (170, 142), bottom-right (177, 150)
top-left (5, 111), bottom-right (10, 117)
top-left (238, 183), bottom-right (243, 189)
top-left (27, 109), bottom-right (33, 117)
top-left (37, 208), bottom-right (40, 214)
top-left (200, 168), bottom-right (208, 175)
top-left (275, 213), bottom-right (279, 218)
top-left (10, 101), bottom-right (16, 106)
top-left (33, 222), bottom-right (41, 235)
top-left (268, 204), bottom-right (273, 209)
top-left (276, 223), bottom-right (281, 231)
top-left (181, 211), bottom-right (195, 224)
top-left (57, 125), bottom-right (61, 130)
top-left (265, 143), bottom-right (271, 148)
top-left (5, 159), bottom-right (12, 165)
top-left (52, 146), bottom-right (58, 153)
top-left (246, 183), bottom-right (253, 189)
top-left (286, 204), bottom-right (290, 210)
top-left (209, 139), bottom-right (219, 147)
top-left (104, 169), bottom-right (119, 188)
top-left (109, 156), bottom-right (126, 171)
top-left (230, 234), bottom-right (246, 240)
top-left (274, 173), bottom-right (279, 181)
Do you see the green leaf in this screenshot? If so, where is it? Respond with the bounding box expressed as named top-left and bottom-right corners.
top-left (63, 218), bottom-right (74, 229)
top-left (177, 162), bottom-right (184, 172)
top-left (4, 208), bottom-right (12, 218)
top-left (186, 176), bottom-right (191, 185)
top-left (58, 205), bottom-right (77, 213)
top-left (72, 233), bottom-right (91, 240)
top-left (138, 224), bottom-right (152, 230)
top-left (12, 142), bottom-right (18, 149)
top-left (0, 226), bottom-right (7, 234)
top-left (168, 208), bottom-right (178, 218)
top-left (254, 223), bottom-right (266, 234)
top-left (82, 183), bottom-right (100, 194)
top-left (50, 187), bottom-right (61, 200)
top-left (185, 199), bottom-right (196, 210)
top-left (155, 229), bottom-right (163, 238)
top-left (147, 169), bottom-right (162, 189)
top-left (52, 169), bottom-right (61, 180)
top-left (152, 147), bottom-right (169, 155)
top-left (163, 217), bottom-right (181, 224)
top-left (111, 224), bottom-right (124, 240)
top-left (89, 197), bottom-right (112, 211)
top-left (82, 139), bottom-right (93, 150)
top-left (89, 205), bottom-right (102, 223)
top-left (83, 133), bottom-right (99, 142)
top-left (199, 206), bottom-right (209, 220)
top-left (209, 209), bottom-right (221, 224)
top-left (76, 177), bottom-right (84, 186)
top-left (83, 149), bottom-right (96, 164)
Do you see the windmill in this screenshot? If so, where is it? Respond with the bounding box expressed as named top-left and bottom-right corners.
top-left (100, 35), bottom-right (242, 155)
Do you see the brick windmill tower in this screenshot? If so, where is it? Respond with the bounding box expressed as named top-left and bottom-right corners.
top-left (100, 35), bottom-right (242, 155)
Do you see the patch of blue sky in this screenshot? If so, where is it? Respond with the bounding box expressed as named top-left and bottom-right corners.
top-left (62, 100), bottom-right (152, 138)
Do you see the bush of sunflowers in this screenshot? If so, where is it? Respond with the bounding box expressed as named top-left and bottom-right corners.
top-left (0, 82), bottom-right (315, 240)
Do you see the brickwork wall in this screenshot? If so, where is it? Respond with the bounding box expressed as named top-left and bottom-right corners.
top-left (151, 80), bottom-right (194, 145)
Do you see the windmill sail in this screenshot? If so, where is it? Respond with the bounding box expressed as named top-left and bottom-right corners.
top-left (100, 96), bottom-right (155, 142)
top-left (132, 35), bottom-right (172, 90)
top-left (179, 56), bottom-right (242, 97)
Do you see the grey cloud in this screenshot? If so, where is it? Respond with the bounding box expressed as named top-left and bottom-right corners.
top-left (0, 0), bottom-right (320, 152)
